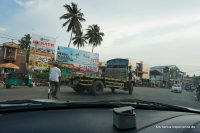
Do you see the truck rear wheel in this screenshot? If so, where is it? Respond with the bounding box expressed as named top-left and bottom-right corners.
top-left (6, 84), bottom-right (14, 89)
top-left (73, 86), bottom-right (86, 94)
top-left (91, 80), bottom-right (104, 95)
top-left (111, 88), bottom-right (115, 93)
top-left (128, 82), bottom-right (133, 95)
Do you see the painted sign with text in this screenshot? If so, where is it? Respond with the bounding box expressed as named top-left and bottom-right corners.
top-left (28, 34), bottom-right (56, 70)
top-left (56, 46), bottom-right (99, 74)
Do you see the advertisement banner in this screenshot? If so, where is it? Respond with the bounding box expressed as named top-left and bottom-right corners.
top-left (29, 54), bottom-right (51, 70)
top-left (28, 34), bottom-right (56, 70)
top-left (56, 46), bottom-right (99, 73)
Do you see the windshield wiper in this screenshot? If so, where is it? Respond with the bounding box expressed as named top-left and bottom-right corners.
top-left (0, 99), bottom-right (68, 108)
top-left (0, 99), bottom-right (200, 114)
top-left (93, 99), bottom-right (200, 113)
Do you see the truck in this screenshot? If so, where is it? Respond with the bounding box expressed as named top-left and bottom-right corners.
top-left (56, 46), bottom-right (134, 95)
top-left (69, 58), bottom-right (135, 95)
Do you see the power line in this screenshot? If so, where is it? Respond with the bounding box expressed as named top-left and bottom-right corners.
top-left (0, 32), bottom-right (20, 39)
top-left (0, 35), bottom-right (18, 40)
top-left (0, 33), bottom-right (19, 40)
top-left (0, 33), bottom-right (15, 38)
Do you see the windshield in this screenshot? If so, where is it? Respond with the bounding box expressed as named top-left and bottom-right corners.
top-left (1, 0), bottom-right (200, 111)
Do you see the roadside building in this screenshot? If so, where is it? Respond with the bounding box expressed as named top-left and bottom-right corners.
top-left (150, 65), bottom-right (185, 88)
top-left (0, 42), bottom-right (27, 80)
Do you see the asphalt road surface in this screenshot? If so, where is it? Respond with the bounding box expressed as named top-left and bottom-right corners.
top-left (0, 86), bottom-right (199, 110)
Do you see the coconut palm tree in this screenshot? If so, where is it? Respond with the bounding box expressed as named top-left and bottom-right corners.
top-left (85, 24), bottom-right (104, 53)
top-left (18, 34), bottom-right (31, 50)
top-left (60, 2), bottom-right (85, 48)
top-left (18, 34), bottom-right (31, 63)
top-left (72, 31), bottom-right (87, 49)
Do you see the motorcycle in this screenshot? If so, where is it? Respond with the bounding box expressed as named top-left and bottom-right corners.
top-left (196, 89), bottom-right (200, 101)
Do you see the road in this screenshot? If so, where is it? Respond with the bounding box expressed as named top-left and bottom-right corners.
top-left (0, 86), bottom-right (200, 109)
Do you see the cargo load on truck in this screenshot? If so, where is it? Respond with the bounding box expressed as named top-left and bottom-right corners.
top-left (68, 57), bottom-right (134, 95)
top-left (54, 47), bottom-right (134, 95)
top-left (56, 46), bottom-right (99, 82)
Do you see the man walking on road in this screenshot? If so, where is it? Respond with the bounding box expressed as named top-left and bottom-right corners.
top-left (49, 62), bottom-right (61, 99)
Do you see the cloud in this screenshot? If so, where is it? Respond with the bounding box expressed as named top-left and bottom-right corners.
top-left (101, 13), bottom-right (200, 47)
top-left (14, 0), bottom-right (38, 7)
top-left (3, 0), bottom-right (200, 75)
top-left (0, 27), bottom-right (7, 32)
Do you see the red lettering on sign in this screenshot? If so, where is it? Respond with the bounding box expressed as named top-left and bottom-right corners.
top-left (32, 40), bottom-right (55, 48)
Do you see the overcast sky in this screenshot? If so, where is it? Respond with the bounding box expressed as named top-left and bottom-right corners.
top-left (1, 0), bottom-right (200, 76)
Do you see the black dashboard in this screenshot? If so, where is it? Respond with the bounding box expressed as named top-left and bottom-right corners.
top-left (0, 108), bottom-right (200, 133)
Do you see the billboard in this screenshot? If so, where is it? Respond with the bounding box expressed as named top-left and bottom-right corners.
top-left (56, 46), bottom-right (99, 73)
top-left (28, 34), bottom-right (56, 70)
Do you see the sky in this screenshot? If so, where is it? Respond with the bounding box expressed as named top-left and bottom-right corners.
top-left (0, 0), bottom-right (200, 76)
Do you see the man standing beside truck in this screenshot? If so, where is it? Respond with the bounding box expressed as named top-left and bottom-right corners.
top-left (49, 62), bottom-right (61, 99)
top-left (128, 66), bottom-right (133, 81)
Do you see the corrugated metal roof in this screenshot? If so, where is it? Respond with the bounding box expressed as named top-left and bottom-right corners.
top-left (2, 42), bottom-right (20, 48)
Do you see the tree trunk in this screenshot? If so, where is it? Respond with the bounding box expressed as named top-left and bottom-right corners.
top-left (26, 46), bottom-right (30, 63)
top-left (68, 31), bottom-right (73, 48)
top-left (92, 45), bottom-right (94, 53)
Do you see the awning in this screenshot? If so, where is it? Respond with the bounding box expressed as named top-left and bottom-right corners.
top-left (0, 63), bottom-right (20, 69)
top-left (150, 70), bottom-right (162, 75)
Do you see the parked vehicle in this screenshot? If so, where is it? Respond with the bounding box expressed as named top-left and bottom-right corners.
top-left (171, 84), bottom-right (182, 93)
top-left (196, 85), bottom-right (200, 101)
top-left (4, 72), bottom-right (33, 88)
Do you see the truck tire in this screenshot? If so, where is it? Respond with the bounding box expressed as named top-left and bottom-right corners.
top-left (91, 80), bottom-right (104, 95)
top-left (73, 86), bottom-right (86, 94)
top-left (128, 82), bottom-right (133, 95)
top-left (111, 88), bottom-right (115, 93)
top-left (6, 84), bottom-right (11, 89)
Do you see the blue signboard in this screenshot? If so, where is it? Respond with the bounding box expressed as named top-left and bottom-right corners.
top-left (56, 46), bottom-right (99, 67)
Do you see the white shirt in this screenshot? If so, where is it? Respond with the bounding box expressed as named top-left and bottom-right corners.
top-left (49, 67), bottom-right (61, 82)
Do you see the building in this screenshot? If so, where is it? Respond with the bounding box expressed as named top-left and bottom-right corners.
top-left (0, 42), bottom-right (27, 79)
top-left (150, 65), bottom-right (185, 88)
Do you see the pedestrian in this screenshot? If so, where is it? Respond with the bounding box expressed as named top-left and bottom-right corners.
top-left (49, 61), bottom-right (61, 99)
top-left (128, 66), bottom-right (133, 80)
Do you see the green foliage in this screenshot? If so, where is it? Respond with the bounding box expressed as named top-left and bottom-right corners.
top-left (85, 24), bottom-right (104, 52)
top-left (191, 75), bottom-right (200, 86)
top-left (18, 34), bottom-right (31, 50)
top-left (72, 31), bottom-right (87, 49)
top-left (31, 72), bottom-right (49, 80)
top-left (60, 2), bottom-right (85, 48)
top-left (18, 34), bottom-right (31, 63)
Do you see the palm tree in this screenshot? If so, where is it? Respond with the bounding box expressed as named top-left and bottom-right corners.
top-left (85, 24), bottom-right (104, 53)
top-left (72, 31), bottom-right (87, 49)
top-left (18, 34), bottom-right (31, 50)
top-left (60, 2), bottom-right (85, 48)
top-left (18, 34), bottom-right (31, 63)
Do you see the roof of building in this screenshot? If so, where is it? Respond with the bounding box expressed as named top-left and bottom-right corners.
top-left (2, 42), bottom-right (20, 48)
top-left (0, 63), bottom-right (19, 69)
top-left (150, 65), bottom-right (177, 69)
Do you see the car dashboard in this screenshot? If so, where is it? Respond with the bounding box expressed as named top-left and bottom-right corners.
top-left (0, 107), bottom-right (200, 133)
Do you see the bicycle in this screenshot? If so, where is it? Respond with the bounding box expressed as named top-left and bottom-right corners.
top-left (47, 81), bottom-right (60, 99)
top-left (48, 82), bottom-right (56, 99)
